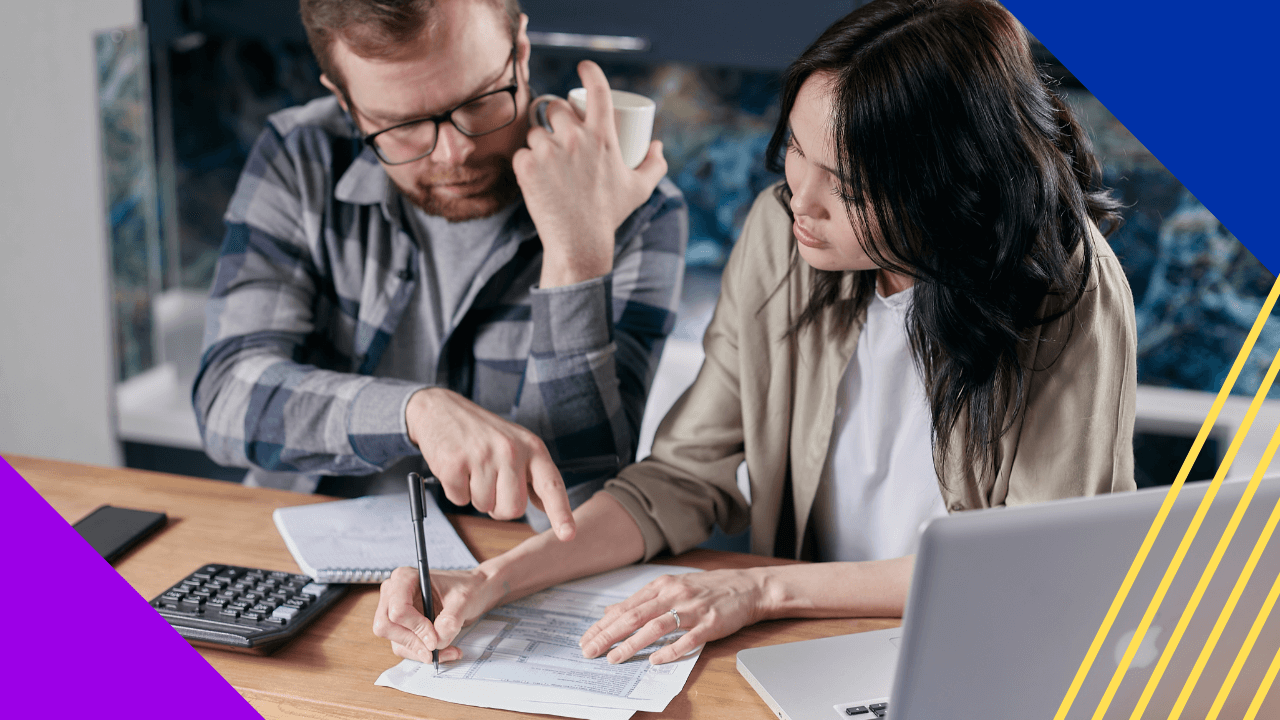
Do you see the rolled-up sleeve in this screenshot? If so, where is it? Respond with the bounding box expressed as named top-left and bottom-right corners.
top-left (515, 180), bottom-right (688, 474)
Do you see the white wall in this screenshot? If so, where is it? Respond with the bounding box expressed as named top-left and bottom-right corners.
top-left (0, 0), bottom-right (140, 466)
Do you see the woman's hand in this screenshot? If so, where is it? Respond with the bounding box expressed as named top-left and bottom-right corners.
top-left (579, 568), bottom-right (771, 665)
top-left (373, 566), bottom-right (509, 663)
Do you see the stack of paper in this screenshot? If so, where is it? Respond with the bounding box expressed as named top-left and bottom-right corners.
top-left (376, 564), bottom-right (704, 719)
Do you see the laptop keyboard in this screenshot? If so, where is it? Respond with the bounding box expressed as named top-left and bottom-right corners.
top-left (839, 700), bottom-right (888, 717)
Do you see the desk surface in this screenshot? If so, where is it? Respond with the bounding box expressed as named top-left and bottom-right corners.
top-left (11, 454), bottom-right (898, 720)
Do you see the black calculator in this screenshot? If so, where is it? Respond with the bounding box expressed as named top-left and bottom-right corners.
top-left (150, 564), bottom-right (347, 655)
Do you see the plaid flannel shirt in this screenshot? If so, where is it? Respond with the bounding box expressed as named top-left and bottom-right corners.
top-left (194, 96), bottom-right (687, 486)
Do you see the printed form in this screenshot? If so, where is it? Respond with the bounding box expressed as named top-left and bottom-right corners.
top-left (377, 564), bottom-right (704, 719)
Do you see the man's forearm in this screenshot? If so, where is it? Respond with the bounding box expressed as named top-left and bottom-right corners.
top-left (539, 237), bottom-right (614, 288)
top-left (196, 341), bottom-right (423, 474)
top-left (476, 492), bottom-right (646, 604)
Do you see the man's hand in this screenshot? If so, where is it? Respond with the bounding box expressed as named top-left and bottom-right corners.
top-left (578, 568), bottom-right (769, 665)
top-left (513, 60), bottom-right (668, 289)
top-left (373, 566), bottom-right (507, 664)
top-left (406, 387), bottom-right (575, 540)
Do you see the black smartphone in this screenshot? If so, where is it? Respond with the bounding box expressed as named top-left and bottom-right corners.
top-left (73, 505), bottom-right (168, 563)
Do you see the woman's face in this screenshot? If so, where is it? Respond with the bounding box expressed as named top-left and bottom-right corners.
top-left (784, 73), bottom-right (879, 273)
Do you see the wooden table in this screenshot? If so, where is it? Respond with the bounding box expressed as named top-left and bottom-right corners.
top-left (10, 454), bottom-right (899, 720)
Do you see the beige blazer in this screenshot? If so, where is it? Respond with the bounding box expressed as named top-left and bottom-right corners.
top-left (603, 187), bottom-right (1138, 561)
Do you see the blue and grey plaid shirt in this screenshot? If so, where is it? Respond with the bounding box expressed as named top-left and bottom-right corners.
top-left (194, 96), bottom-right (687, 489)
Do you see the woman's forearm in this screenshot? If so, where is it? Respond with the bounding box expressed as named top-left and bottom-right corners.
top-left (756, 555), bottom-right (914, 620)
top-left (478, 491), bottom-right (647, 605)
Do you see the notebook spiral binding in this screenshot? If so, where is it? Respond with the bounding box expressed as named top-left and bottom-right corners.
top-left (314, 568), bottom-right (396, 583)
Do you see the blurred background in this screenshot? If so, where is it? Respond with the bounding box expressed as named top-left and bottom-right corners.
top-left (4, 1), bottom-right (1278, 519)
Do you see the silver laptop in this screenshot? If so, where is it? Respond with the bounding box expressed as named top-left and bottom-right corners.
top-left (738, 476), bottom-right (1280, 719)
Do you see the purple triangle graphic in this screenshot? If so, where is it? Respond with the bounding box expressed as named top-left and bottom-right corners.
top-left (0, 458), bottom-right (263, 718)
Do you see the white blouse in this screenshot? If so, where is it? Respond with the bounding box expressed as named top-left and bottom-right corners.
top-left (809, 285), bottom-right (948, 562)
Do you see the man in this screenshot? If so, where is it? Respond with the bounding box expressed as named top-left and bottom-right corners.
top-left (194, 0), bottom-right (687, 540)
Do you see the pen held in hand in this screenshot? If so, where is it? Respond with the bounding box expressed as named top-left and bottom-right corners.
top-left (406, 472), bottom-right (439, 675)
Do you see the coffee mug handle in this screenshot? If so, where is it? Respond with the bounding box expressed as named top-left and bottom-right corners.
top-left (530, 95), bottom-right (558, 133)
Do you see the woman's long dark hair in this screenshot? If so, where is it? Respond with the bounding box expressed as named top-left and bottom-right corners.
top-left (767, 0), bottom-right (1122, 487)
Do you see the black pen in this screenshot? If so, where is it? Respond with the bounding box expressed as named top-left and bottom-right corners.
top-left (406, 472), bottom-right (439, 675)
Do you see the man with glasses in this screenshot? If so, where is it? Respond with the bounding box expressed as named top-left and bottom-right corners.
top-left (195, 0), bottom-right (686, 541)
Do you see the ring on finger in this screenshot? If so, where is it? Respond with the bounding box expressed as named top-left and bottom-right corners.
top-left (668, 609), bottom-right (680, 630)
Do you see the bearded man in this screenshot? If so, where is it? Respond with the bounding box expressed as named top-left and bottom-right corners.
top-left (194, 0), bottom-right (687, 539)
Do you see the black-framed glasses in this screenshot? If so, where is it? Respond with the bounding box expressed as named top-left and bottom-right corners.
top-left (361, 42), bottom-right (519, 165)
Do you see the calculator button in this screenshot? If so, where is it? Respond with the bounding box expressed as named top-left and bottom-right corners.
top-left (250, 603), bottom-right (275, 615)
top-left (869, 704), bottom-right (887, 711)
top-left (845, 708), bottom-right (869, 716)
top-left (299, 583), bottom-right (328, 597)
top-left (240, 611), bottom-right (267, 623)
top-left (207, 598), bottom-right (229, 610)
top-left (284, 597), bottom-right (310, 609)
top-left (264, 616), bottom-right (288, 626)
top-left (272, 606), bottom-right (301, 621)
top-left (229, 600), bottom-right (252, 612)
top-left (219, 608), bottom-right (241, 619)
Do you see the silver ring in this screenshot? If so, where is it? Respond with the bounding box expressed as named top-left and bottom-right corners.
top-left (668, 609), bottom-right (680, 630)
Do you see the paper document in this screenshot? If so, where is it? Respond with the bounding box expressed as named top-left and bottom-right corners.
top-left (273, 493), bottom-right (478, 582)
top-left (376, 564), bottom-right (704, 719)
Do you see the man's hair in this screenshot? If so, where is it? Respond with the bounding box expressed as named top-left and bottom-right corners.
top-left (300, 0), bottom-right (521, 93)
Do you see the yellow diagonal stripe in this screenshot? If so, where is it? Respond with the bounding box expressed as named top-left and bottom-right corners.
top-left (1161, 416), bottom-right (1280, 719)
top-left (1128, 353), bottom-right (1280, 720)
top-left (1212, 565), bottom-right (1280, 718)
top-left (1091, 344), bottom-right (1280, 720)
top-left (1053, 275), bottom-right (1280, 720)
top-left (1243, 628), bottom-right (1280, 720)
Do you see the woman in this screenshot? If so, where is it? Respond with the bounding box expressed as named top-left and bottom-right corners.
top-left (374, 0), bottom-right (1136, 667)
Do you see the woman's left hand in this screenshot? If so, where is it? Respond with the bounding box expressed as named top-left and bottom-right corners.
top-left (579, 568), bottom-right (769, 665)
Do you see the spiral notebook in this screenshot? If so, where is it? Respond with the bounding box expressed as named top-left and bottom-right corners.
top-left (272, 493), bottom-right (479, 583)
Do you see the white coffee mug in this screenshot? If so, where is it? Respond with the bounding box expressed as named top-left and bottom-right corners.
top-left (533, 89), bottom-right (656, 169)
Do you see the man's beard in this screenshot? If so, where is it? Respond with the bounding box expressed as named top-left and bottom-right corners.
top-left (394, 156), bottom-right (521, 222)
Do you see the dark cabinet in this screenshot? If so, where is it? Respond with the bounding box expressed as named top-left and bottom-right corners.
top-left (145, 0), bottom-right (863, 70)
top-left (521, 0), bottom-right (859, 69)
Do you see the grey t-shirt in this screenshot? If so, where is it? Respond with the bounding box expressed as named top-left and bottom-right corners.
top-left (337, 200), bottom-right (519, 496)
top-left (377, 201), bottom-right (520, 384)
